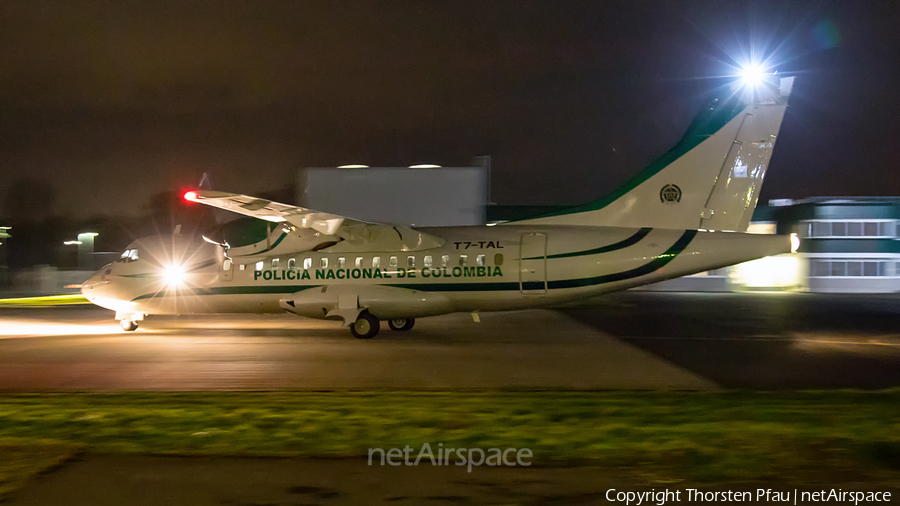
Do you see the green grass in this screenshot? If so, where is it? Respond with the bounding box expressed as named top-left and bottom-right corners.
top-left (0, 294), bottom-right (90, 306)
top-left (1, 391), bottom-right (900, 492)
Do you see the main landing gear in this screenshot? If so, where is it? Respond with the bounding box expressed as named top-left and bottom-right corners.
top-left (349, 314), bottom-right (416, 339)
top-left (388, 318), bottom-right (415, 331)
top-left (350, 311), bottom-right (380, 339)
top-left (120, 319), bottom-right (139, 332)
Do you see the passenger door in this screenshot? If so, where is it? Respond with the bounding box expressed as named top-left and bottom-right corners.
top-left (519, 232), bottom-right (547, 295)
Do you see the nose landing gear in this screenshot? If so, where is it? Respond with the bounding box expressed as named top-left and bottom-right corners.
top-left (120, 319), bottom-right (139, 332)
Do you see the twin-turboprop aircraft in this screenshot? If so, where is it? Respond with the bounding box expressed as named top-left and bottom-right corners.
top-left (83, 76), bottom-right (797, 338)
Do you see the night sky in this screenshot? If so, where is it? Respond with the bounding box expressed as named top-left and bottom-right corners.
top-left (1, 1), bottom-right (899, 219)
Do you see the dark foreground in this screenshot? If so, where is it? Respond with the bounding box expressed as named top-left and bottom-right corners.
top-left (9, 455), bottom-right (900, 506)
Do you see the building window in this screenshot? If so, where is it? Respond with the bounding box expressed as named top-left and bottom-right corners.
top-left (810, 259), bottom-right (895, 277)
top-left (801, 220), bottom-right (897, 239)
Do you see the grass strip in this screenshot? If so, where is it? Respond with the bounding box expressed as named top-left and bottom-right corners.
top-left (1, 391), bottom-right (899, 489)
top-left (0, 294), bottom-right (90, 306)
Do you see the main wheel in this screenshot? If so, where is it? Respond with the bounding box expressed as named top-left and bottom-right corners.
top-left (120, 320), bottom-right (138, 332)
top-left (350, 311), bottom-right (380, 339)
top-left (388, 318), bottom-right (415, 331)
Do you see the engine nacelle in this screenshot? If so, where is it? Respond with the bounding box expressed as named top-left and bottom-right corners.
top-left (279, 284), bottom-right (453, 322)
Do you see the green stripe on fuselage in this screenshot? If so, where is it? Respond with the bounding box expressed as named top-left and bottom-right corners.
top-left (523, 227), bottom-right (652, 260)
top-left (129, 231), bottom-right (697, 300)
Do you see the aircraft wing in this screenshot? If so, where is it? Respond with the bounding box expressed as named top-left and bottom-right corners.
top-left (185, 190), bottom-right (361, 236)
top-left (184, 190), bottom-right (445, 250)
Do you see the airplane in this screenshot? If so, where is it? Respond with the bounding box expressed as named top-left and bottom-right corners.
top-left (82, 76), bottom-right (797, 338)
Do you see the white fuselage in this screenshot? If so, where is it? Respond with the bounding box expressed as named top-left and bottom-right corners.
top-left (82, 225), bottom-right (791, 320)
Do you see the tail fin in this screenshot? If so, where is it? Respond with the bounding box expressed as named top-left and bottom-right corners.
top-left (514, 77), bottom-right (794, 231)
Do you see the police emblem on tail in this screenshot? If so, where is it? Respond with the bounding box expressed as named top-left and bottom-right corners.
top-left (660, 184), bottom-right (682, 204)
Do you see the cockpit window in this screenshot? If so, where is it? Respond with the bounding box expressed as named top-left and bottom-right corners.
top-left (117, 249), bottom-right (139, 263)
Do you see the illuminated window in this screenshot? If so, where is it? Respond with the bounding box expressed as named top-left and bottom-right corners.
top-left (476, 254), bottom-right (485, 266)
top-left (271, 258), bottom-right (279, 270)
top-left (255, 261), bottom-right (264, 271)
top-left (389, 256), bottom-right (398, 268)
top-left (337, 257), bottom-right (346, 269)
top-left (287, 258), bottom-right (296, 270)
top-left (407, 256), bottom-right (415, 268)
top-left (424, 255), bottom-right (433, 268)
top-left (441, 255), bottom-right (450, 267)
top-left (459, 255), bottom-right (467, 267)
top-left (223, 259), bottom-right (232, 271)
top-left (320, 257), bottom-right (328, 269)
top-left (494, 254), bottom-right (504, 266)
top-left (373, 256), bottom-right (381, 268)
top-left (239, 264), bottom-right (246, 271)
top-left (303, 258), bottom-right (312, 270)
top-left (355, 257), bottom-right (364, 268)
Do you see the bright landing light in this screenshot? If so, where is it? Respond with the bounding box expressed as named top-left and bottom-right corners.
top-left (163, 264), bottom-right (186, 285)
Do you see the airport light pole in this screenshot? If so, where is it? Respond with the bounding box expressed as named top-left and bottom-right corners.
top-left (0, 227), bottom-right (10, 293)
top-left (65, 232), bottom-right (98, 271)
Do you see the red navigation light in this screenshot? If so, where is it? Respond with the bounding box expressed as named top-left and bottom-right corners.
top-left (183, 191), bottom-right (198, 202)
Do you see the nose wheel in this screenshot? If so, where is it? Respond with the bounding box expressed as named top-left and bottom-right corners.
top-left (350, 311), bottom-right (380, 339)
top-left (388, 318), bottom-right (415, 331)
top-left (120, 319), bottom-right (139, 332)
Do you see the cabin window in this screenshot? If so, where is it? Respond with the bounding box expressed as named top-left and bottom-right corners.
top-left (303, 258), bottom-right (312, 270)
top-left (271, 258), bottom-right (280, 270)
top-left (407, 256), bottom-right (415, 268)
top-left (255, 261), bottom-right (264, 271)
top-left (337, 257), bottom-right (346, 269)
top-left (320, 257), bottom-right (328, 269)
top-left (441, 254), bottom-right (450, 267)
top-left (239, 264), bottom-right (246, 271)
top-left (424, 255), bottom-right (433, 268)
top-left (476, 254), bottom-right (485, 266)
top-left (459, 254), bottom-right (468, 267)
top-left (355, 257), bottom-right (364, 268)
top-left (287, 258), bottom-right (296, 270)
top-left (494, 254), bottom-right (504, 266)
top-left (223, 259), bottom-right (233, 271)
top-left (389, 256), bottom-right (398, 268)
top-left (372, 256), bottom-right (381, 268)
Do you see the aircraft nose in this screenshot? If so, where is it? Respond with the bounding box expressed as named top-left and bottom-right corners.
top-left (81, 268), bottom-right (112, 302)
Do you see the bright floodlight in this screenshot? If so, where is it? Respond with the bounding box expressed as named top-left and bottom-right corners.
top-left (163, 264), bottom-right (186, 285)
top-left (184, 191), bottom-right (198, 202)
top-left (740, 64), bottom-right (765, 86)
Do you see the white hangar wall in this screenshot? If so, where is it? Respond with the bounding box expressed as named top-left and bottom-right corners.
top-left (297, 166), bottom-right (488, 227)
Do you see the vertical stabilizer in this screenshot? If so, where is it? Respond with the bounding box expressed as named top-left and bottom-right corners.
top-left (512, 77), bottom-right (794, 231)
